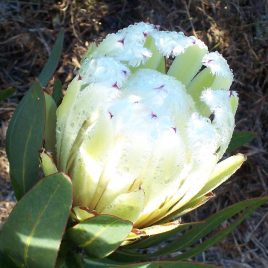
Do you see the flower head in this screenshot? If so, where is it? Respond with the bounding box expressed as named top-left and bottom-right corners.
top-left (52, 22), bottom-right (244, 229)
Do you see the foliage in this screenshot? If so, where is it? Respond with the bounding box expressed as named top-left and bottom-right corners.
top-left (0, 27), bottom-right (266, 268)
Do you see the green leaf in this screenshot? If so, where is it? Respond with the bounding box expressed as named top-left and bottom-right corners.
top-left (174, 205), bottom-right (258, 260)
top-left (6, 82), bottom-right (46, 199)
top-left (227, 131), bottom-right (255, 153)
top-left (110, 224), bottom-right (197, 263)
top-left (68, 215), bottom-right (133, 258)
top-left (116, 261), bottom-right (215, 268)
top-left (57, 251), bottom-right (86, 268)
top-left (84, 256), bottom-right (120, 268)
top-left (125, 223), bottom-right (195, 250)
top-left (113, 197), bottom-right (268, 263)
top-left (6, 31), bottom-right (64, 199)
top-left (0, 173), bottom-right (72, 268)
top-left (44, 93), bottom-right (57, 154)
top-left (0, 251), bottom-right (17, 268)
top-left (0, 87), bottom-right (15, 101)
top-left (38, 31), bottom-right (64, 87)
top-left (148, 196), bottom-right (268, 257)
top-left (83, 258), bottom-right (215, 268)
top-left (59, 254), bottom-right (215, 268)
top-left (58, 252), bottom-right (122, 268)
top-left (53, 79), bottom-right (63, 105)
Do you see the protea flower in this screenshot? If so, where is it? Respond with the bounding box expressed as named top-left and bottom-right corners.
top-left (42, 22), bottom-right (245, 233)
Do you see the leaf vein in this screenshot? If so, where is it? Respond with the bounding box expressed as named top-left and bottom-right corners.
top-left (23, 182), bottom-right (61, 266)
top-left (79, 219), bottom-right (119, 248)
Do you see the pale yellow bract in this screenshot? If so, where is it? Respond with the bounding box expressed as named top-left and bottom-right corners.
top-left (42, 23), bottom-right (245, 234)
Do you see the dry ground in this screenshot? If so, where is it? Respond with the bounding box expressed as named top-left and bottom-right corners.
top-left (0, 0), bottom-right (268, 267)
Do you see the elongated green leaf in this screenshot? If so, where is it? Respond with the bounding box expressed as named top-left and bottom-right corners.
top-left (57, 251), bottom-right (86, 268)
top-left (53, 79), bottom-right (63, 105)
top-left (0, 173), bottom-right (72, 268)
top-left (149, 196), bottom-right (268, 257)
top-left (227, 131), bottom-right (255, 153)
top-left (44, 93), bottom-right (57, 154)
top-left (59, 253), bottom-right (215, 268)
top-left (174, 206), bottom-right (258, 260)
top-left (0, 87), bottom-right (15, 101)
top-left (6, 82), bottom-right (45, 199)
top-left (68, 215), bottom-right (133, 258)
top-left (0, 251), bottom-right (17, 268)
top-left (6, 31), bottom-right (64, 199)
top-left (125, 222), bottom-right (196, 250)
top-left (116, 261), bottom-right (215, 268)
top-left (111, 222), bottom-right (204, 263)
top-left (83, 258), bottom-right (215, 268)
top-left (58, 251), bottom-right (122, 268)
top-left (38, 31), bottom-right (64, 87)
top-left (113, 197), bottom-right (268, 263)
top-left (84, 260), bottom-right (115, 268)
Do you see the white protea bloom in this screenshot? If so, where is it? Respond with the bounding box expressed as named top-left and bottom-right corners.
top-left (44, 22), bottom-right (245, 230)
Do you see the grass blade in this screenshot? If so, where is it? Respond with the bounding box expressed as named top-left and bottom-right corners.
top-left (0, 87), bottom-right (15, 101)
top-left (38, 31), bottom-right (64, 87)
top-left (227, 131), bottom-right (255, 153)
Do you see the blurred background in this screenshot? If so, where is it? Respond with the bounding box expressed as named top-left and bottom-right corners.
top-left (0, 0), bottom-right (267, 267)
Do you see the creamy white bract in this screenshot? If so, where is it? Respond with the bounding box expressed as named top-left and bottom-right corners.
top-left (55, 22), bottom-right (244, 228)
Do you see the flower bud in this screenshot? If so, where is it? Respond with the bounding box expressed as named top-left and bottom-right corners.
top-left (54, 22), bottom-right (244, 228)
